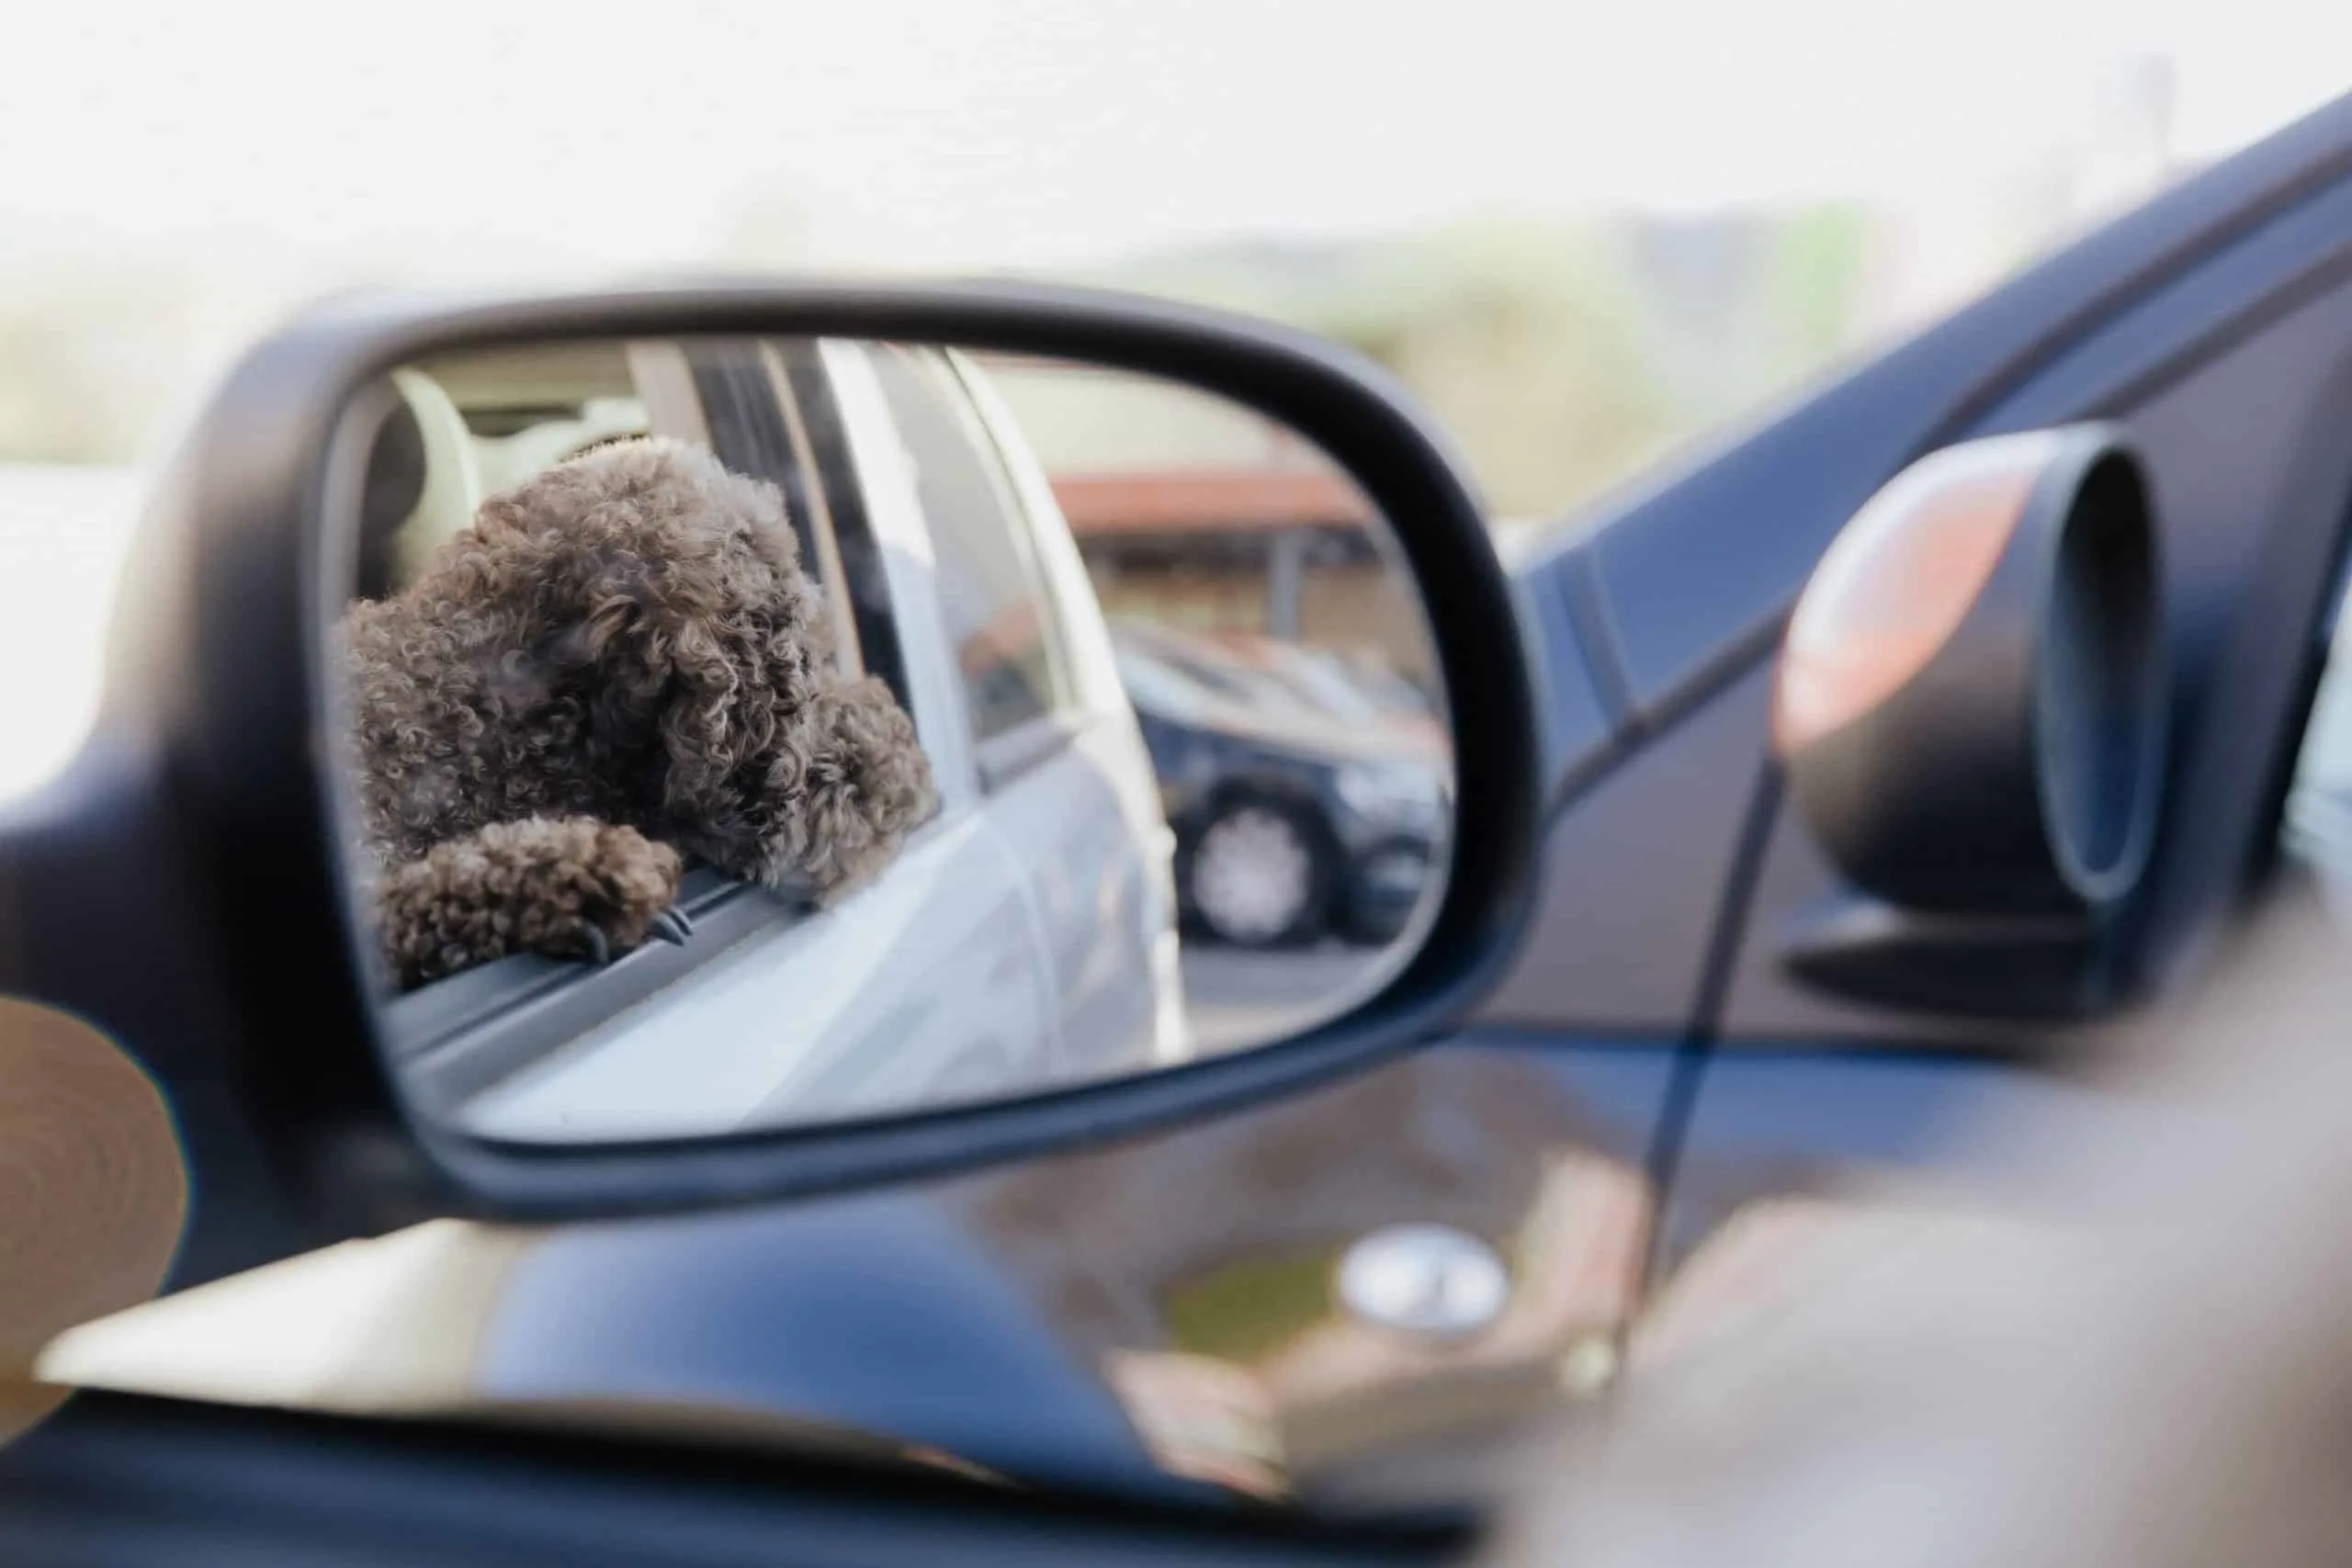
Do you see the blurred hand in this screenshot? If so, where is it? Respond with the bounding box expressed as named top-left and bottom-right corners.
top-left (1485, 887), bottom-right (2352, 1568)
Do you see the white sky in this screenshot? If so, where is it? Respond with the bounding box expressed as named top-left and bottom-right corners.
top-left (0, 2), bottom-right (2345, 798)
top-left (2, 0), bottom-right (2346, 282)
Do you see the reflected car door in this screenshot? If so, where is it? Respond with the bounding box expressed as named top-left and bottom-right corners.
top-left (933, 348), bottom-right (1185, 1080)
top-left (851, 343), bottom-right (1176, 1090)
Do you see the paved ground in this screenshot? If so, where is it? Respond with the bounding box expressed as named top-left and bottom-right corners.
top-left (1182, 942), bottom-right (1393, 1056)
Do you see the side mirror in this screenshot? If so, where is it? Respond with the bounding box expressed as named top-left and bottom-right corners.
top-left (2, 282), bottom-right (1541, 1243)
top-left (1771, 423), bottom-right (2168, 1018)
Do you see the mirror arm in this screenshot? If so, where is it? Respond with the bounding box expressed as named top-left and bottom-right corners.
top-left (1779, 890), bottom-right (2121, 1021)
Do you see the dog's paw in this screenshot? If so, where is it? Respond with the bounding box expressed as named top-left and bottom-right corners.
top-left (787, 676), bottom-right (942, 901)
top-left (378, 818), bottom-right (685, 987)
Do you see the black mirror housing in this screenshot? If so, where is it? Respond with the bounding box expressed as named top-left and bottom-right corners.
top-left (1771, 423), bottom-right (2169, 1019)
top-left (0, 282), bottom-right (1541, 1245)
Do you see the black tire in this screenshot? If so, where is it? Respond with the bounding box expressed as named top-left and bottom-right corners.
top-left (1180, 795), bottom-right (1335, 950)
top-left (1333, 896), bottom-right (1413, 949)
top-left (1330, 840), bottom-right (1432, 948)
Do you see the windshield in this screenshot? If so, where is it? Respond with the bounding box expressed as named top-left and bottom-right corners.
top-left (2, 0), bottom-right (2345, 1533)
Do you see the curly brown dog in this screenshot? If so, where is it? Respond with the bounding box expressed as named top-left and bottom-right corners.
top-left (341, 436), bottom-right (938, 988)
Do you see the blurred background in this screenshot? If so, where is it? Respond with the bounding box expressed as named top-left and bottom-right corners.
top-left (2, 1), bottom-right (2343, 513)
top-left (1, 0), bottom-right (2346, 796)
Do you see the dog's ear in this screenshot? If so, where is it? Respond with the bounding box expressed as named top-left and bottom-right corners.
top-left (579, 595), bottom-right (639, 663)
top-left (783, 674), bottom-right (941, 900)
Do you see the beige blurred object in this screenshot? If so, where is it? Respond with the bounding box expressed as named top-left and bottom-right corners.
top-left (1485, 886), bottom-right (2352, 1568)
top-left (1264, 1154), bottom-right (1646, 1472)
top-left (0, 997), bottom-right (188, 1441)
top-left (1624, 1194), bottom-right (1872, 1372)
top-left (1101, 1350), bottom-right (1287, 1498)
top-left (956, 1053), bottom-right (1655, 1501)
top-left (40, 1220), bottom-right (531, 1415)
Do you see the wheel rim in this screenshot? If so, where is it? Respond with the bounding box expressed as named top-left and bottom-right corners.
top-left (1192, 806), bottom-right (1315, 944)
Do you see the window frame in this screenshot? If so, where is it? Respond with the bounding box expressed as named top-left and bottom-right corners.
top-left (773, 337), bottom-right (915, 712)
top-left (858, 342), bottom-right (1088, 787)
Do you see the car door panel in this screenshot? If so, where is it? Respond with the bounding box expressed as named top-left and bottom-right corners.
top-left (1471, 663), bottom-right (1773, 1035)
top-left (555, 1033), bottom-right (1669, 1509)
top-left (0, 1389), bottom-right (1456, 1568)
top-left (457, 813), bottom-right (1057, 1137)
top-left (949, 352), bottom-right (1187, 1075)
top-left (41, 1040), bottom-right (1673, 1511)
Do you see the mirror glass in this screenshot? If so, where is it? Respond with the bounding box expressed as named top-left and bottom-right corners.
top-left (329, 335), bottom-right (1451, 1142)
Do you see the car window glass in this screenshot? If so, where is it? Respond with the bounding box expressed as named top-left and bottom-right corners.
top-left (867, 344), bottom-right (1071, 742)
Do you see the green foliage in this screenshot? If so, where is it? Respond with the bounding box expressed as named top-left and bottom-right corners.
top-left (1082, 208), bottom-right (1874, 522)
top-left (0, 263), bottom-right (201, 465)
top-left (1763, 203), bottom-right (1872, 372)
top-left (0, 201), bottom-right (1879, 505)
top-left (1161, 1248), bottom-right (1339, 1363)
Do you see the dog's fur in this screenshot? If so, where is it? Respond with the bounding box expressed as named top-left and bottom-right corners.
top-left (342, 437), bottom-right (937, 987)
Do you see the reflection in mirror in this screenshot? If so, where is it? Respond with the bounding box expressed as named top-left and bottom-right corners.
top-left (329, 336), bottom-right (1451, 1143)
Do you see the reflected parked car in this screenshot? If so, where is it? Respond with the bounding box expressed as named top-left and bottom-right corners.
top-left (1109, 620), bottom-right (1448, 950)
top-left (1184, 629), bottom-right (1447, 751)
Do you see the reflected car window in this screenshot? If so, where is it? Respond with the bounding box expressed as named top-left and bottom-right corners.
top-left (868, 345), bottom-right (1069, 742)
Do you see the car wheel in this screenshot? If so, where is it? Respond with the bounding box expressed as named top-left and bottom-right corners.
top-left (1184, 797), bottom-right (1331, 949)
